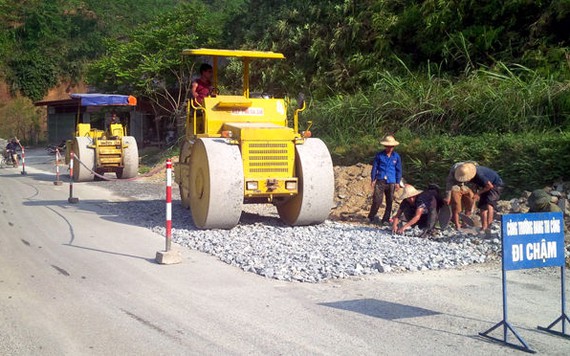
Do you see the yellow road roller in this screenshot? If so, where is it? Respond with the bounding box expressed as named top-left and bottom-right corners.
top-left (65, 94), bottom-right (139, 182)
top-left (175, 48), bottom-right (334, 229)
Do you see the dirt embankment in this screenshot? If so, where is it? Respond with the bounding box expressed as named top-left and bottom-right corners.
top-left (332, 164), bottom-right (376, 222)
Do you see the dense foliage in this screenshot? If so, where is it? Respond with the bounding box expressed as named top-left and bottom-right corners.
top-left (227, 0), bottom-right (569, 96)
top-left (0, 0), bottom-right (184, 101)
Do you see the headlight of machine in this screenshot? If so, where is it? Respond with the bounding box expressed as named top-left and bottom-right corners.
top-left (285, 181), bottom-right (297, 190)
top-left (246, 181), bottom-right (258, 190)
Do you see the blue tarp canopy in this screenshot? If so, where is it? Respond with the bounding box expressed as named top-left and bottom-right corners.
top-left (70, 93), bottom-right (137, 106)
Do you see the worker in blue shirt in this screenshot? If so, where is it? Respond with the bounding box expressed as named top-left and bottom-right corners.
top-left (367, 135), bottom-right (403, 224)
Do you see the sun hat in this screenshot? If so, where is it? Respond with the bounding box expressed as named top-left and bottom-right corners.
top-left (454, 162), bottom-right (477, 182)
top-left (398, 184), bottom-right (423, 201)
top-left (380, 135), bottom-right (399, 147)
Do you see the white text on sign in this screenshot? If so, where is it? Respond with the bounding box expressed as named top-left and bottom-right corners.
top-left (506, 218), bottom-right (561, 236)
top-left (511, 239), bottom-right (558, 262)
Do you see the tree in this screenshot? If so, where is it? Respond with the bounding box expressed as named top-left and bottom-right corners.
top-left (0, 96), bottom-right (42, 144)
top-left (87, 1), bottom-right (224, 130)
top-left (0, 0), bottom-right (188, 101)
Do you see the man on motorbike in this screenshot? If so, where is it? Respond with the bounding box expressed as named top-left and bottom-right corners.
top-left (5, 138), bottom-right (21, 168)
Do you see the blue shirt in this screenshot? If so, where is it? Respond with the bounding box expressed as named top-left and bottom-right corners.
top-left (371, 150), bottom-right (402, 184)
top-left (472, 166), bottom-right (503, 188)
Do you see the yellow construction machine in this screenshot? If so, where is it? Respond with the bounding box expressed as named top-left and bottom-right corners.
top-left (65, 94), bottom-right (139, 182)
top-left (175, 48), bottom-right (334, 229)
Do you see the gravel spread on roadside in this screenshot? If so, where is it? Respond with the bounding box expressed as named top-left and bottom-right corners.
top-left (87, 178), bottom-right (506, 282)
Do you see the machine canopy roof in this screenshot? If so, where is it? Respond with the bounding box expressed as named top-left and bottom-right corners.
top-left (182, 48), bottom-right (285, 59)
top-left (70, 94), bottom-right (137, 106)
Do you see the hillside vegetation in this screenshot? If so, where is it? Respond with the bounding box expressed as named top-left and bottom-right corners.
top-left (0, 0), bottom-right (569, 194)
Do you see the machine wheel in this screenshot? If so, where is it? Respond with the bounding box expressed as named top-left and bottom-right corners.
top-left (119, 136), bottom-right (139, 179)
top-left (72, 137), bottom-right (95, 182)
top-left (178, 139), bottom-right (193, 209)
top-left (189, 138), bottom-right (244, 229)
top-left (277, 138), bottom-right (334, 225)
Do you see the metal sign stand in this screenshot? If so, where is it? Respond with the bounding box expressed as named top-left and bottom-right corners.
top-left (537, 266), bottom-right (570, 338)
top-left (479, 259), bottom-right (536, 353)
top-left (480, 212), bottom-right (567, 353)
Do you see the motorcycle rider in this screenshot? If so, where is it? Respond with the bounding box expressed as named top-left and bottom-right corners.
top-left (5, 138), bottom-right (21, 167)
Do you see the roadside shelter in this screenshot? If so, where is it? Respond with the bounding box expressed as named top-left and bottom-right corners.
top-left (35, 94), bottom-right (147, 146)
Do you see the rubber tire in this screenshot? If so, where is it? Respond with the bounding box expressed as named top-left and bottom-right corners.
top-left (189, 138), bottom-right (244, 229)
top-left (119, 136), bottom-right (139, 179)
top-left (277, 138), bottom-right (334, 225)
top-left (179, 139), bottom-right (193, 209)
top-left (73, 137), bottom-right (95, 182)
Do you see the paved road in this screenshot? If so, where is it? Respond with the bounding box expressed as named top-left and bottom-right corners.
top-left (0, 150), bottom-right (568, 355)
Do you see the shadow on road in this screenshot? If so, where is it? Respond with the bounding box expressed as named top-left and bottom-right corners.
top-left (63, 243), bottom-right (156, 263)
top-left (320, 298), bottom-right (441, 320)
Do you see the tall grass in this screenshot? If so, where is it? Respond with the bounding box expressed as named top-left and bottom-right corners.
top-left (303, 62), bottom-right (570, 196)
top-left (306, 62), bottom-right (570, 141)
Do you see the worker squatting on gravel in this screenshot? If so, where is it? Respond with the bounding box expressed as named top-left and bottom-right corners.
top-left (454, 163), bottom-right (504, 233)
top-left (391, 184), bottom-right (441, 235)
top-left (444, 161), bottom-right (478, 230)
top-left (368, 134), bottom-right (403, 225)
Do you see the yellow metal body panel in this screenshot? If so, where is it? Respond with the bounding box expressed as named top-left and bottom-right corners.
top-left (195, 96), bottom-right (288, 135)
top-left (224, 123), bottom-right (296, 141)
top-left (92, 139), bottom-right (123, 167)
top-left (243, 177), bottom-right (298, 199)
top-left (182, 48), bottom-right (285, 59)
top-left (77, 123), bottom-right (91, 137)
top-left (109, 123), bottom-right (125, 137)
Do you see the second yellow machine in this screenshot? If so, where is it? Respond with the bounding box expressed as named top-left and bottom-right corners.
top-left (65, 93), bottom-right (139, 182)
top-left (175, 49), bottom-right (334, 229)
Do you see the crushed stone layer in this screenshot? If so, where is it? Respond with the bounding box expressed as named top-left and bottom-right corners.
top-left (88, 178), bottom-right (513, 283)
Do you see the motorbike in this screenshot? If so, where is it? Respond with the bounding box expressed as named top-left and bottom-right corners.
top-left (1, 150), bottom-right (20, 168)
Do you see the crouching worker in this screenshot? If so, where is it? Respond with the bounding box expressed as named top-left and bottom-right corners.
top-left (444, 161), bottom-right (477, 229)
top-left (528, 189), bottom-right (561, 213)
top-left (454, 162), bottom-right (503, 232)
top-left (392, 184), bottom-right (439, 235)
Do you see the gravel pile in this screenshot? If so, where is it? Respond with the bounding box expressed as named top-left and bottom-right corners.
top-left (92, 179), bottom-right (507, 283)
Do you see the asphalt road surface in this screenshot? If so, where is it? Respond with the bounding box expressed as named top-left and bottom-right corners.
top-left (1, 150), bottom-right (568, 355)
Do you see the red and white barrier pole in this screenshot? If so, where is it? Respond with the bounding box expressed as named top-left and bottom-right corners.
top-left (20, 146), bottom-right (27, 175)
top-left (155, 158), bottom-right (180, 264)
top-left (68, 152), bottom-right (79, 203)
top-left (165, 158), bottom-right (172, 251)
top-left (54, 148), bottom-right (62, 185)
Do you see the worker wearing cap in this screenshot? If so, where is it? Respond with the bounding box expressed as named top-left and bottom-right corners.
top-left (368, 134), bottom-right (403, 225)
top-left (454, 163), bottom-right (503, 232)
top-left (443, 161), bottom-right (477, 230)
top-left (391, 184), bottom-right (439, 235)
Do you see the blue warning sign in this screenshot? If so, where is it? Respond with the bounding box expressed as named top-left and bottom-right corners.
top-left (502, 212), bottom-right (566, 271)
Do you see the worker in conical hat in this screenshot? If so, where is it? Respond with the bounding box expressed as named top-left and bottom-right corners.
top-left (391, 184), bottom-right (439, 235)
top-left (454, 163), bottom-right (504, 233)
top-left (443, 161), bottom-right (477, 230)
top-left (367, 134), bottom-right (403, 225)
